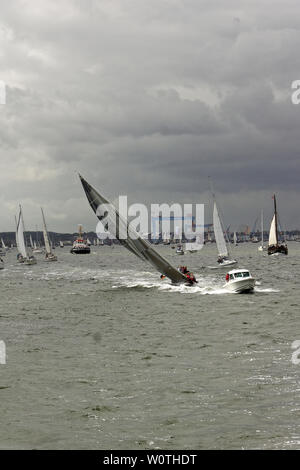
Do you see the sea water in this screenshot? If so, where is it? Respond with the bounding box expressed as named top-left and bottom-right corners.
top-left (0, 243), bottom-right (299, 449)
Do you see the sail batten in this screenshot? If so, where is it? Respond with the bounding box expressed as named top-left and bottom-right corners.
top-left (79, 175), bottom-right (187, 283)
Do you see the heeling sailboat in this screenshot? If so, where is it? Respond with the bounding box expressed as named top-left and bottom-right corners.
top-left (16, 206), bottom-right (37, 265)
top-left (212, 200), bottom-right (237, 268)
top-left (268, 195), bottom-right (288, 256)
top-left (41, 208), bottom-right (57, 261)
top-left (79, 175), bottom-right (189, 284)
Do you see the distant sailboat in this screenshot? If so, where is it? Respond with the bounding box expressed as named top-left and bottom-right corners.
top-left (268, 195), bottom-right (288, 256)
top-left (29, 234), bottom-right (34, 249)
top-left (163, 232), bottom-right (170, 245)
top-left (176, 244), bottom-right (184, 255)
top-left (0, 238), bottom-right (6, 256)
top-left (185, 234), bottom-right (202, 253)
top-left (33, 225), bottom-right (43, 254)
top-left (59, 241), bottom-right (64, 248)
top-left (41, 208), bottom-right (57, 261)
top-left (212, 201), bottom-right (237, 267)
top-left (16, 206), bottom-right (37, 265)
top-left (258, 209), bottom-right (266, 252)
top-left (0, 240), bottom-right (4, 268)
top-left (233, 232), bottom-right (238, 246)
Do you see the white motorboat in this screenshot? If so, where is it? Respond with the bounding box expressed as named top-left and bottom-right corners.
top-left (223, 269), bottom-right (255, 293)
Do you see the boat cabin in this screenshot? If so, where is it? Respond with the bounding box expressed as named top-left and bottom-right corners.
top-left (226, 269), bottom-right (251, 281)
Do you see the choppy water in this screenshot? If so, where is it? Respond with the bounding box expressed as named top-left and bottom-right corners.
top-left (0, 243), bottom-right (300, 449)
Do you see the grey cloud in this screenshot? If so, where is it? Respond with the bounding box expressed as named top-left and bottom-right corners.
top-left (0, 0), bottom-right (300, 232)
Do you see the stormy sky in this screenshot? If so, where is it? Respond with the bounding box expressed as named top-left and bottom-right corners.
top-left (1, 0), bottom-right (300, 233)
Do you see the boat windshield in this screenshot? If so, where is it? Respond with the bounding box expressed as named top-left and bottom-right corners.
top-left (234, 271), bottom-right (250, 278)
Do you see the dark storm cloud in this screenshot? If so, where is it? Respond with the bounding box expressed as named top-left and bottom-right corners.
top-left (1, 0), bottom-right (300, 231)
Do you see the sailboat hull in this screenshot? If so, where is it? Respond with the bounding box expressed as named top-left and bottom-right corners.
top-left (70, 246), bottom-right (91, 254)
top-left (208, 259), bottom-right (237, 269)
top-left (224, 278), bottom-right (255, 293)
top-left (24, 258), bottom-right (37, 265)
top-left (45, 255), bottom-right (58, 262)
top-left (268, 244), bottom-right (288, 256)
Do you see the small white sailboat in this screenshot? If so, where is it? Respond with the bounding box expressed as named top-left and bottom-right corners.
top-left (59, 241), bottom-right (64, 248)
top-left (267, 195), bottom-right (288, 256)
top-left (33, 226), bottom-right (43, 254)
top-left (185, 234), bottom-right (202, 253)
top-left (1, 238), bottom-right (8, 251)
top-left (176, 244), bottom-right (184, 255)
top-left (258, 209), bottom-right (266, 251)
top-left (0, 238), bottom-right (6, 256)
top-left (41, 208), bottom-right (57, 261)
top-left (0, 241), bottom-right (5, 268)
top-left (210, 201), bottom-right (237, 268)
top-left (29, 234), bottom-right (34, 249)
top-left (16, 206), bottom-right (37, 265)
top-left (223, 269), bottom-right (255, 293)
top-left (233, 231), bottom-right (238, 246)
top-left (163, 232), bottom-right (170, 245)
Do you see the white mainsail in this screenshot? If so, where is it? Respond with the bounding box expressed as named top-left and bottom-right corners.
top-left (233, 232), bottom-right (237, 245)
top-left (1, 238), bottom-right (6, 249)
top-left (41, 208), bottom-right (52, 255)
top-left (268, 214), bottom-right (277, 246)
top-left (16, 208), bottom-right (28, 258)
top-left (29, 235), bottom-right (34, 248)
top-left (213, 202), bottom-right (228, 257)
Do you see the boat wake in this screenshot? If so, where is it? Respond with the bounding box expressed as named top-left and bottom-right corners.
top-left (18, 265), bottom-right (278, 295)
top-left (112, 272), bottom-right (230, 295)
